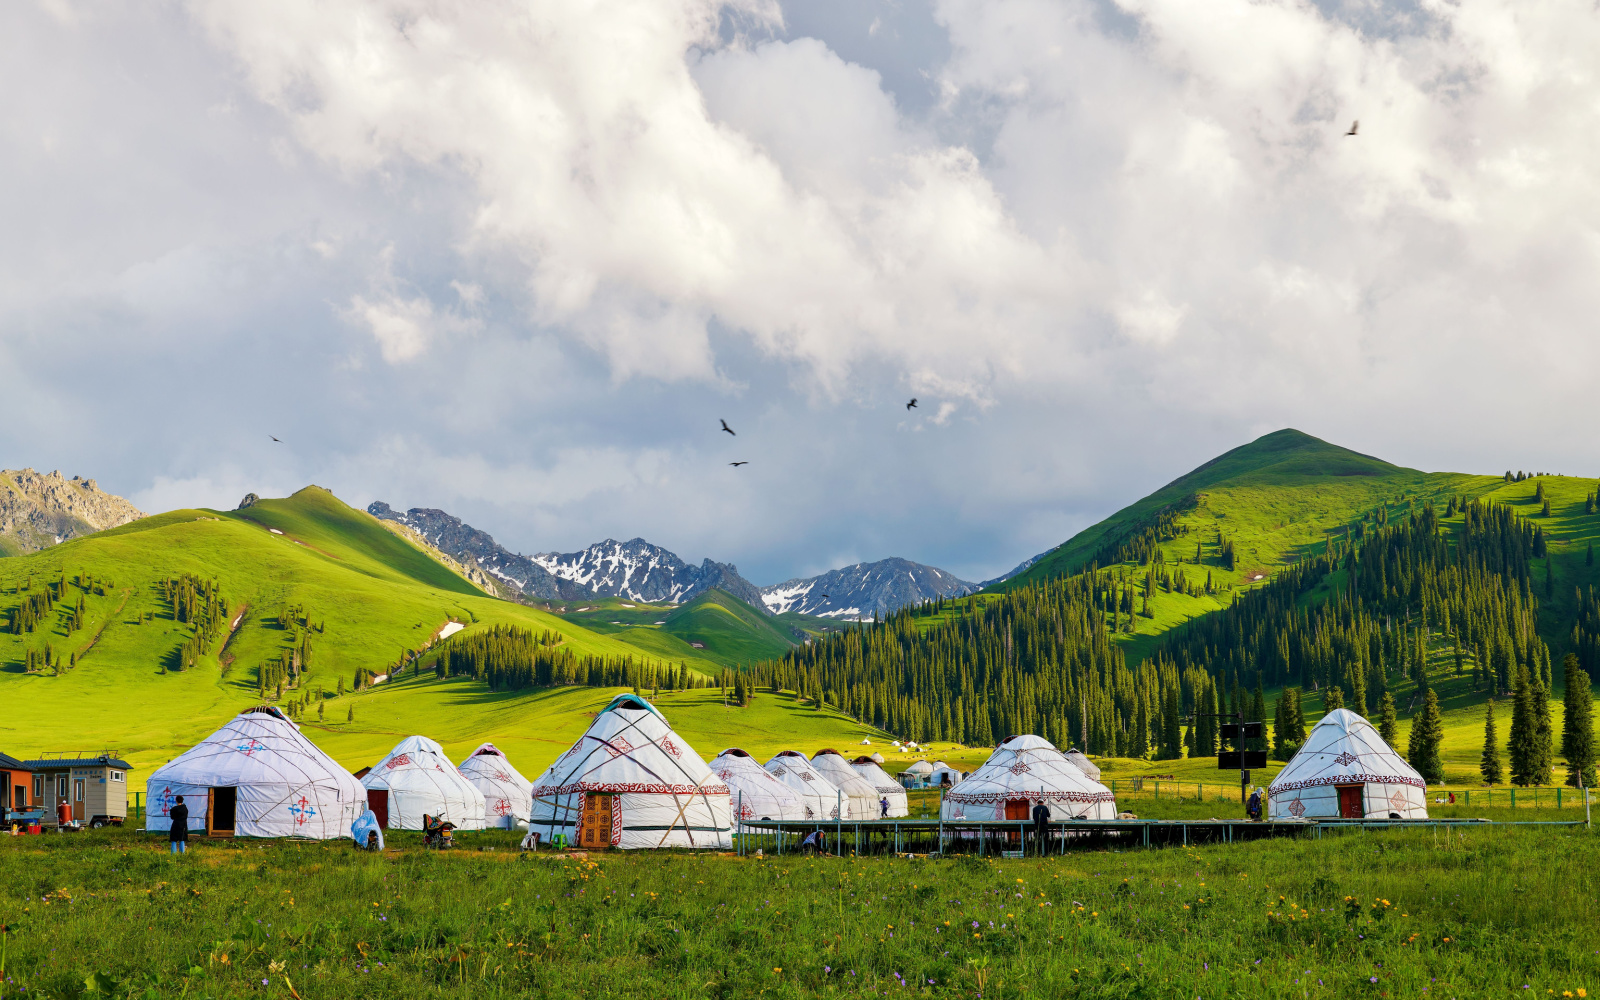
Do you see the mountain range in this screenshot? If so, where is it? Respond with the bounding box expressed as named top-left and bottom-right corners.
top-left (366, 501), bottom-right (981, 617)
top-left (0, 468), bottom-right (145, 556)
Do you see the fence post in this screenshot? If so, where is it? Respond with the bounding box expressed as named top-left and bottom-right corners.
top-left (1558, 787), bottom-right (1563, 810)
top-left (1511, 789), bottom-right (1516, 809)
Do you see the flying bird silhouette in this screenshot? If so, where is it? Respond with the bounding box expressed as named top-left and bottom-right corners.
top-left (719, 419), bottom-right (735, 436)
top-left (906, 398), bottom-right (917, 410)
top-left (270, 435), bottom-right (281, 442)
top-left (729, 461), bottom-right (748, 467)
top-left (1345, 120), bottom-right (1359, 136)
top-left (820, 594), bottom-right (830, 600)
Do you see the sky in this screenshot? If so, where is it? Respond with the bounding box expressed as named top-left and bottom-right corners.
top-left (3, 0), bottom-right (1600, 586)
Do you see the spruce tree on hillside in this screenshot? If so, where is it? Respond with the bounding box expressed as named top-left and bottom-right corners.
top-left (1272, 694), bottom-right (1287, 760)
top-left (1480, 699), bottom-right (1503, 785)
top-left (1324, 686), bottom-right (1345, 713)
top-left (1250, 682), bottom-right (1268, 753)
top-left (1377, 691), bottom-right (1398, 748)
top-left (1561, 662), bottom-right (1596, 788)
top-left (1287, 687), bottom-right (1306, 747)
top-left (1409, 687), bottom-right (1445, 784)
top-left (1509, 665), bottom-right (1537, 786)
top-left (1532, 671), bottom-right (1555, 786)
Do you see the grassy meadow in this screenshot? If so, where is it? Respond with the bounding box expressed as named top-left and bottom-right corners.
top-left (1, 825), bottom-right (1595, 999)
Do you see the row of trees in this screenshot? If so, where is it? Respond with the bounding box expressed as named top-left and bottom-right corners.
top-left (1479, 658), bottom-right (1596, 787)
top-left (431, 624), bottom-right (708, 694)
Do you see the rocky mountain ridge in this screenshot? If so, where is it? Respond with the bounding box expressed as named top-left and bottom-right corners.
top-left (0, 468), bottom-right (145, 556)
top-left (759, 557), bottom-right (978, 619)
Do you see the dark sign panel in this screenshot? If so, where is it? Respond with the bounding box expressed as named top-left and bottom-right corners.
top-left (1217, 751), bottom-right (1268, 770)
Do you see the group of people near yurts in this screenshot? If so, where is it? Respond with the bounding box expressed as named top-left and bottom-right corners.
top-left (139, 699), bottom-right (1427, 851)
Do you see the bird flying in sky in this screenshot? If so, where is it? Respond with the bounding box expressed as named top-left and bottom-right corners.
top-left (270, 435), bottom-right (281, 442)
top-left (906, 398), bottom-right (917, 410)
top-left (1345, 120), bottom-right (1359, 136)
top-left (720, 419), bottom-right (735, 435)
top-left (729, 461), bottom-right (748, 467)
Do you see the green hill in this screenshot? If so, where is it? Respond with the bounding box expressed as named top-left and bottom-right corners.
top-left (550, 589), bottom-right (830, 668)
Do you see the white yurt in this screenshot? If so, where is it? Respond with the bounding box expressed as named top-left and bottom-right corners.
top-left (144, 706), bottom-right (364, 839)
top-left (810, 749), bottom-right (885, 819)
top-left (709, 748), bottom-right (808, 821)
top-left (901, 760), bottom-right (935, 787)
top-left (1268, 708), bottom-right (1427, 820)
top-left (528, 694), bottom-right (732, 849)
top-left (851, 756), bottom-right (910, 817)
top-left (928, 761), bottom-right (963, 787)
top-left (941, 735), bottom-right (1118, 821)
top-left (1063, 749), bottom-right (1102, 782)
top-left (361, 736), bottom-right (487, 831)
top-left (763, 751), bottom-right (843, 820)
top-left (457, 743), bottom-right (534, 830)
top-left (869, 751), bottom-right (887, 764)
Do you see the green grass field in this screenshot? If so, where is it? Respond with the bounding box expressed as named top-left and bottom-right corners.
top-left (2, 825), bottom-right (1594, 998)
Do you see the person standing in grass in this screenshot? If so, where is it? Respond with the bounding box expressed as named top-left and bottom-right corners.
top-left (1031, 800), bottom-right (1051, 856)
top-left (169, 795), bottom-right (189, 855)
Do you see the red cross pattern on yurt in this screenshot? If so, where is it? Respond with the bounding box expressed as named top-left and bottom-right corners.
top-left (799, 771), bottom-right (814, 782)
top-left (661, 737), bottom-right (682, 759)
top-left (234, 739), bottom-right (266, 757)
top-left (494, 771), bottom-right (513, 782)
top-left (288, 795), bottom-right (316, 826)
top-left (157, 786), bottom-right (175, 816)
top-left (494, 798), bottom-right (511, 817)
top-left (770, 766), bottom-right (787, 777)
top-left (603, 736), bottom-right (633, 760)
top-left (1333, 751), bottom-right (1358, 768)
top-left (1287, 797), bottom-right (1306, 818)
top-left (1008, 762), bottom-right (1032, 776)
top-left (1388, 789), bottom-right (1409, 813)
top-left (386, 753), bottom-right (412, 769)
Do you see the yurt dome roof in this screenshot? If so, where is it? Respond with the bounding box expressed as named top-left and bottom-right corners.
top-left (717, 748), bottom-right (753, 758)
top-left (600, 692), bottom-right (666, 721)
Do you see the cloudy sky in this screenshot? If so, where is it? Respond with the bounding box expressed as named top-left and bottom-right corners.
top-left (3, 0), bottom-right (1599, 585)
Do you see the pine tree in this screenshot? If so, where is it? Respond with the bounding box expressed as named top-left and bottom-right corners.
top-left (1324, 686), bottom-right (1344, 712)
top-left (346, 705), bottom-right (354, 722)
top-left (1287, 687), bottom-right (1306, 747)
top-left (1250, 683), bottom-right (1268, 753)
top-left (1561, 662), bottom-right (1596, 788)
top-left (1377, 691), bottom-right (1398, 747)
top-left (1480, 699), bottom-right (1502, 785)
top-left (1272, 694), bottom-right (1287, 760)
top-left (1408, 687), bottom-right (1444, 783)
top-left (1509, 665), bottom-right (1537, 786)
top-left (1531, 670), bottom-right (1555, 786)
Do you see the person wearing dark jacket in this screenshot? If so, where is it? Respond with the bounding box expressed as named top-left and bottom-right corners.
top-left (1031, 800), bottom-right (1051, 856)
top-left (169, 795), bottom-right (189, 854)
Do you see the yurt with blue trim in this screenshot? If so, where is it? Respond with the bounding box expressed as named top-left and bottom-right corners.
top-left (528, 694), bottom-right (732, 850)
top-left (144, 707), bottom-right (364, 839)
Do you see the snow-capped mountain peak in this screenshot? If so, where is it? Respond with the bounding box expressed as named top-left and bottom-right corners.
top-left (759, 557), bottom-right (977, 619)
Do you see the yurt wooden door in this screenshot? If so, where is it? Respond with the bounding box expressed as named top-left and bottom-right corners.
top-left (580, 793), bottom-right (615, 849)
top-left (208, 787), bottom-right (237, 837)
top-left (1337, 785), bottom-right (1363, 818)
top-left (367, 790), bottom-right (389, 829)
top-left (1004, 799), bottom-right (1029, 847)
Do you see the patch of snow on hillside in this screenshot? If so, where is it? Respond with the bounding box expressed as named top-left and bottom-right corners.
top-left (438, 621), bottom-right (465, 641)
top-left (762, 581), bottom-right (814, 614)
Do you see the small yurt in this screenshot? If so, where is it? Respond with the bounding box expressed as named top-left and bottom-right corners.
top-left (851, 756), bottom-right (910, 817)
top-left (361, 736), bottom-right (487, 831)
top-left (1063, 749), bottom-right (1101, 782)
top-left (457, 743), bottom-right (534, 830)
top-left (869, 751), bottom-right (886, 764)
top-left (941, 735), bottom-right (1118, 821)
top-left (810, 749), bottom-right (885, 819)
top-left (528, 694), bottom-right (732, 849)
top-left (901, 760), bottom-right (935, 788)
top-left (928, 761), bottom-right (962, 787)
top-left (144, 707), bottom-right (364, 839)
top-left (709, 748), bottom-right (808, 821)
top-left (763, 751), bottom-right (843, 820)
top-left (1268, 708), bottom-right (1427, 820)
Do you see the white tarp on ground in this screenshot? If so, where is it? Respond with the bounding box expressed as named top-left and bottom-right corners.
top-left (809, 749), bottom-right (884, 819)
top-left (851, 756), bottom-right (910, 817)
top-left (763, 751), bottom-right (843, 820)
top-left (144, 707), bottom-right (365, 839)
top-left (361, 735), bottom-right (487, 831)
top-left (528, 694), bottom-right (732, 849)
top-left (457, 742), bottom-right (534, 830)
top-left (1268, 708), bottom-right (1428, 820)
top-left (941, 735), bottom-right (1118, 821)
top-left (1062, 749), bottom-right (1101, 781)
top-left (709, 748), bottom-right (808, 822)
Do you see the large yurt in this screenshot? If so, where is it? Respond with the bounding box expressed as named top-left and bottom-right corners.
top-left (528, 694), bottom-right (732, 849)
top-left (763, 751), bottom-right (843, 820)
top-left (941, 735), bottom-right (1118, 821)
top-left (1063, 749), bottom-right (1101, 782)
top-left (928, 761), bottom-right (963, 787)
top-left (709, 748), bottom-right (808, 821)
top-left (457, 743), bottom-right (534, 830)
top-left (810, 749), bottom-right (885, 819)
top-left (144, 707), bottom-right (364, 839)
top-left (851, 756), bottom-right (910, 817)
top-left (1268, 708), bottom-right (1427, 820)
top-left (361, 736), bottom-right (487, 831)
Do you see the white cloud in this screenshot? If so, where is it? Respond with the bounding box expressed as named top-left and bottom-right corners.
top-left (346, 292), bottom-right (436, 363)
